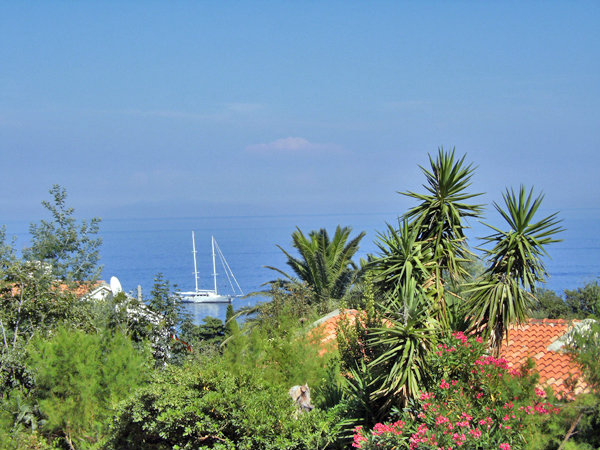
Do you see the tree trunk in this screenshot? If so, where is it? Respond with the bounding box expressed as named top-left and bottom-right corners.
top-left (558, 411), bottom-right (584, 450)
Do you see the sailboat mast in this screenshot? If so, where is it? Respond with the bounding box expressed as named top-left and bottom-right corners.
top-left (192, 231), bottom-right (199, 292)
top-left (211, 236), bottom-right (218, 294)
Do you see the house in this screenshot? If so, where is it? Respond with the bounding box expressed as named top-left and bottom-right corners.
top-left (78, 281), bottom-right (112, 300)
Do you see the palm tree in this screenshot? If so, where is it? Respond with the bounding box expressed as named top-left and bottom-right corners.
top-left (365, 148), bottom-right (483, 408)
top-left (372, 148), bottom-right (483, 326)
top-left (402, 147), bottom-right (484, 283)
top-left (368, 278), bottom-right (438, 408)
top-left (467, 186), bottom-right (563, 355)
top-left (265, 225), bottom-right (365, 304)
top-left (370, 219), bottom-right (434, 321)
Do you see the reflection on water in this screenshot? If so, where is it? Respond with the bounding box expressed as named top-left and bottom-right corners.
top-left (181, 294), bottom-right (269, 324)
top-left (182, 303), bottom-right (224, 323)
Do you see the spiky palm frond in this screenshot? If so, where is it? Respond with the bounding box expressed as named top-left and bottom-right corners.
top-left (368, 319), bottom-right (437, 407)
top-left (370, 219), bottom-right (433, 300)
top-left (367, 278), bottom-right (439, 407)
top-left (467, 275), bottom-right (530, 355)
top-left (467, 186), bottom-right (563, 355)
top-left (402, 147), bottom-right (484, 281)
top-left (266, 226), bottom-right (365, 304)
top-left (480, 186), bottom-right (564, 291)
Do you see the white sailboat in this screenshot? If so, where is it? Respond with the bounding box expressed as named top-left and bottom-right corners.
top-left (180, 232), bottom-right (244, 304)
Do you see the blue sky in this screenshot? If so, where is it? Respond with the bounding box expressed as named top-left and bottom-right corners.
top-left (1, 1), bottom-right (599, 221)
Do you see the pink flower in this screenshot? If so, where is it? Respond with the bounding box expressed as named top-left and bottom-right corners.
top-left (436, 415), bottom-right (450, 425)
top-left (452, 432), bottom-right (466, 446)
top-left (469, 428), bottom-right (482, 439)
top-left (499, 443), bottom-right (511, 450)
top-left (352, 426), bottom-right (367, 448)
top-left (440, 379), bottom-right (451, 389)
top-left (535, 388), bottom-right (547, 398)
top-left (420, 391), bottom-right (435, 400)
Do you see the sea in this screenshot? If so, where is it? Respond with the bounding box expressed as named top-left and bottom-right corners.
top-left (3, 210), bottom-right (599, 325)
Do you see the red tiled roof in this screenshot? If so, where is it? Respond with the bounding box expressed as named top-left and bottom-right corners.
top-left (315, 309), bottom-right (360, 347)
top-left (7, 280), bottom-right (105, 298)
top-left (500, 319), bottom-right (588, 399)
top-left (312, 309), bottom-right (393, 355)
top-left (315, 312), bottom-right (589, 399)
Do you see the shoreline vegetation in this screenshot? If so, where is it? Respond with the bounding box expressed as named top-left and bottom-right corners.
top-left (1, 150), bottom-right (599, 449)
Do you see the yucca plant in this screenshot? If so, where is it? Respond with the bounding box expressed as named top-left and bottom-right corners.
top-left (396, 148), bottom-right (484, 327)
top-left (363, 148), bottom-right (480, 411)
top-left (402, 147), bottom-right (484, 283)
top-left (467, 186), bottom-right (563, 355)
top-left (371, 218), bottom-right (433, 306)
top-left (368, 278), bottom-right (439, 408)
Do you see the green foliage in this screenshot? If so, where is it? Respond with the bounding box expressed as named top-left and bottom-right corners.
top-left (336, 282), bottom-right (391, 429)
top-left (401, 147), bottom-right (483, 283)
top-left (565, 280), bottom-right (600, 318)
top-left (148, 273), bottom-right (184, 330)
top-left (224, 304), bottom-right (238, 337)
top-left (371, 148), bottom-right (483, 333)
top-left (26, 327), bottom-right (151, 449)
top-left (23, 185), bottom-right (102, 283)
top-left (223, 309), bottom-right (332, 391)
top-left (344, 150), bottom-right (564, 437)
top-left (1, 187), bottom-right (104, 397)
top-left (371, 219), bottom-right (433, 302)
top-left (369, 322), bottom-right (436, 409)
top-left (180, 316), bottom-right (226, 350)
top-left (146, 273), bottom-right (194, 363)
top-left (562, 317), bottom-right (600, 448)
top-left (266, 225), bottom-right (365, 306)
top-left (337, 275), bottom-right (438, 430)
top-left (106, 355), bottom-right (338, 450)
top-left (567, 320), bottom-right (600, 393)
top-left (559, 393), bottom-right (600, 450)
top-left (1, 255), bottom-right (90, 392)
top-left (240, 283), bottom-right (316, 331)
top-left (467, 185), bottom-right (563, 354)
top-left (531, 288), bottom-right (572, 319)
top-left (0, 347), bottom-right (34, 397)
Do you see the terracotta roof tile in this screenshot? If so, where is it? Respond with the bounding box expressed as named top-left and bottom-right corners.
top-left (7, 280), bottom-right (104, 297)
top-left (314, 312), bottom-right (589, 400)
top-left (501, 319), bottom-right (588, 399)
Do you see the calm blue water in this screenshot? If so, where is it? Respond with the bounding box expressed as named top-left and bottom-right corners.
top-left (3, 210), bottom-right (599, 324)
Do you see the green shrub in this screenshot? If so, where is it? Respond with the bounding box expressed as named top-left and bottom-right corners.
top-left (223, 309), bottom-right (333, 393)
top-left (26, 327), bottom-right (151, 449)
top-left (106, 355), bottom-right (339, 449)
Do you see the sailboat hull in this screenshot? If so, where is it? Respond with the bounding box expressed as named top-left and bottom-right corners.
top-left (180, 290), bottom-right (232, 304)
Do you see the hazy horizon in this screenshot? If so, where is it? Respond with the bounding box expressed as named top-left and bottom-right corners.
top-left (1, 2), bottom-right (598, 221)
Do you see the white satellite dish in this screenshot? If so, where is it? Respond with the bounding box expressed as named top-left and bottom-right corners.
top-left (110, 276), bottom-right (123, 296)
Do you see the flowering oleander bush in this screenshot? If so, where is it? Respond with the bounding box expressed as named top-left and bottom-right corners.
top-left (352, 332), bottom-right (560, 449)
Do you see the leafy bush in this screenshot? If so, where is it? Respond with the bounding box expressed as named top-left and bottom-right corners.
top-left (106, 355), bottom-right (339, 450)
top-left (530, 288), bottom-right (572, 319)
top-left (223, 303), bottom-right (334, 393)
top-left (26, 327), bottom-right (151, 449)
top-left (565, 281), bottom-right (600, 318)
top-left (562, 318), bottom-right (600, 448)
top-left (353, 332), bottom-right (562, 449)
